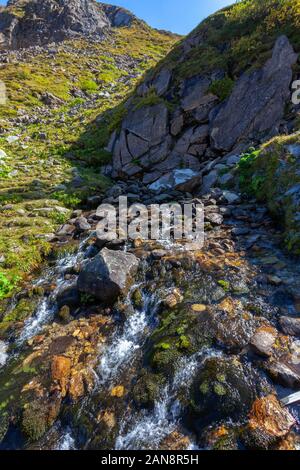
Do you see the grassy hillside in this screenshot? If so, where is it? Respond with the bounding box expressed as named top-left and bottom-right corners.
top-left (0, 24), bottom-right (179, 299)
top-left (147, 0), bottom-right (300, 85)
top-left (0, 24), bottom-right (178, 118)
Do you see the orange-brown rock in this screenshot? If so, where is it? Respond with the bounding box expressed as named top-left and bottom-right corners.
top-left (245, 395), bottom-right (296, 449)
top-left (51, 355), bottom-right (71, 397)
top-left (159, 431), bottom-right (190, 450)
top-left (98, 410), bottom-right (116, 429)
top-left (111, 385), bottom-right (125, 398)
top-left (276, 433), bottom-right (297, 451)
top-left (203, 425), bottom-right (238, 450)
top-left (69, 371), bottom-right (85, 401)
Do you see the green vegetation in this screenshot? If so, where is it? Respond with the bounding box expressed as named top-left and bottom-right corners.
top-left (238, 148), bottom-right (264, 195)
top-left (238, 136), bottom-right (300, 254)
top-left (0, 24), bottom-right (178, 295)
top-left (217, 280), bottom-right (230, 292)
top-left (0, 296), bottom-right (39, 340)
top-left (148, 305), bottom-right (212, 375)
top-left (22, 401), bottom-right (49, 442)
top-left (0, 273), bottom-right (19, 300)
top-left (133, 87), bottom-right (163, 110)
top-left (209, 76), bottom-right (234, 101)
top-left (0, 27), bottom-right (179, 119)
top-left (80, 79), bottom-right (98, 94)
top-left (155, 0), bottom-right (300, 82)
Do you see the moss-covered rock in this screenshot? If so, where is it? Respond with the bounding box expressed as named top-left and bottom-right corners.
top-left (238, 135), bottom-right (300, 255)
top-left (133, 369), bottom-right (165, 409)
top-left (131, 288), bottom-right (143, 309)
top-left (21, 400), bottom-right (50, 442)
top-left (189, 357), bottom-right (272, 429)
top-left (148, 305), bottom-right (213, 376)
top-left (0, 295), bottom-right (40, 340)
top-left (155, 0), bottom-right (300, 83)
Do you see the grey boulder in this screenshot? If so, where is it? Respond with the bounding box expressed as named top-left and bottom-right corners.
top-left (77, 248), bottom-right (139, 303)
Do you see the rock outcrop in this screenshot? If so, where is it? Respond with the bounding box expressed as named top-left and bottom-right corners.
top-left (210, 36), bottom-right (298, 151)
top-left (244, 395), bottom-right (296, 449)
top-left (100, 2), bottom-right (136, 28)
top-left (0, 0), bottom-right (137, 49)
top-left (110, 34), bottom-right (298, 190)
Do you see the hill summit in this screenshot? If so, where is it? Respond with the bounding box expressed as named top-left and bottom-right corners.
top-left (0, 0), bottom-right (137, 49)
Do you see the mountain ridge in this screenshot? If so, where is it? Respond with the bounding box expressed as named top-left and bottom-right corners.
top-left (0, 0), bottom-right (143, 49)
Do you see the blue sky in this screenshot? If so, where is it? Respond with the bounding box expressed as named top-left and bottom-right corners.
top-left (100, 0), bottom-right (235, 34)
top-left (0, 1), bottom-right (234, 35)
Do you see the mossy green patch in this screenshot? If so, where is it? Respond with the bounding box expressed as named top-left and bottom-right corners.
top-left (217, 280), bottom-right (230, 292)
top-left (238, 135), bottom-right (300, 255)
top-left (148, 304), bottom-right (212, 376)
top-left (133, 87), bottom-right (164, 110)
top-left (209, 76), bottom-right (234, 101)
top-left (152, 0), bottom-right (300, 85)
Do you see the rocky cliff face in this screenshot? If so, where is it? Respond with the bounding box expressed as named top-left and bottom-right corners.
top-left (99, 2), bottom-right (136, 28)
top-left (0, 0), bottom-right (136, 49)
top-left (108, 0), bottom-right (300, 191)
top-left (110, 34), bottom-right (298, 186)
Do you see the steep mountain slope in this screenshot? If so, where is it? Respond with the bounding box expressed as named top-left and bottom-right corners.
top-left (107, 0), bottom-right (300, 252)
top-left (0, 0), bottom-right (179, 292)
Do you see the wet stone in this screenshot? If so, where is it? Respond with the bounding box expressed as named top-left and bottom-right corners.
top-left (243, 395), bottom-right (295, 450)
top-left (250, 326), bottom-right (278, 357)
top-left (279, 317), bottom-right (300, 337)
top-left (265, 353), bottom-right (300, 388)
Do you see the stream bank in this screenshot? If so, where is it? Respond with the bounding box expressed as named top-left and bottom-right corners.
top-left (0, 176), bottom-right (300, 450)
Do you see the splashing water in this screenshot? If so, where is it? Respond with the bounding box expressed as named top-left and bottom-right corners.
top-left (116, 349), bottom-right (222, 450)
top-left (57, 429), bottom-right (76, 450)
top-left (0, 341), bottom-right (8, 368)
top-left (17, 298), bottom-right (55, 344)
top-left (17, 246), bottom-right (86, 345)
top-left (98, 290), bottom-right (158, 384)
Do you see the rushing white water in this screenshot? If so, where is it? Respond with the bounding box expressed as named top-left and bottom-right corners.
top-left (17, 298), bottom-right (55, 344)
top-left (98, 290), bottom-right (158, 384)
top-left (17, 248), bottom-right (85, 345)
top-left (0, 341), bottom-right (8, 368)
top-left (57, 429), bottom-right (76, 450)
top-left (116, 349), bottom-right (222, 450)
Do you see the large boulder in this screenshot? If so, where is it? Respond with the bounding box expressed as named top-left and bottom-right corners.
top-left (210, 36), bottom-right (298, 151)
top-left (148, 168), bottom-right (198, 191)
top-left (181, 76), bottom-right (211, 112)
top-left (122, 102), bottom-right (168, 146)
top-left (112, 103), bottom-right (169, 177)
top-left (77, 248), bottom-right (139, 303)
top-left (138, 69), bottom-right (172, 97)
top-left (100, 3), bottom-right (135, 27)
